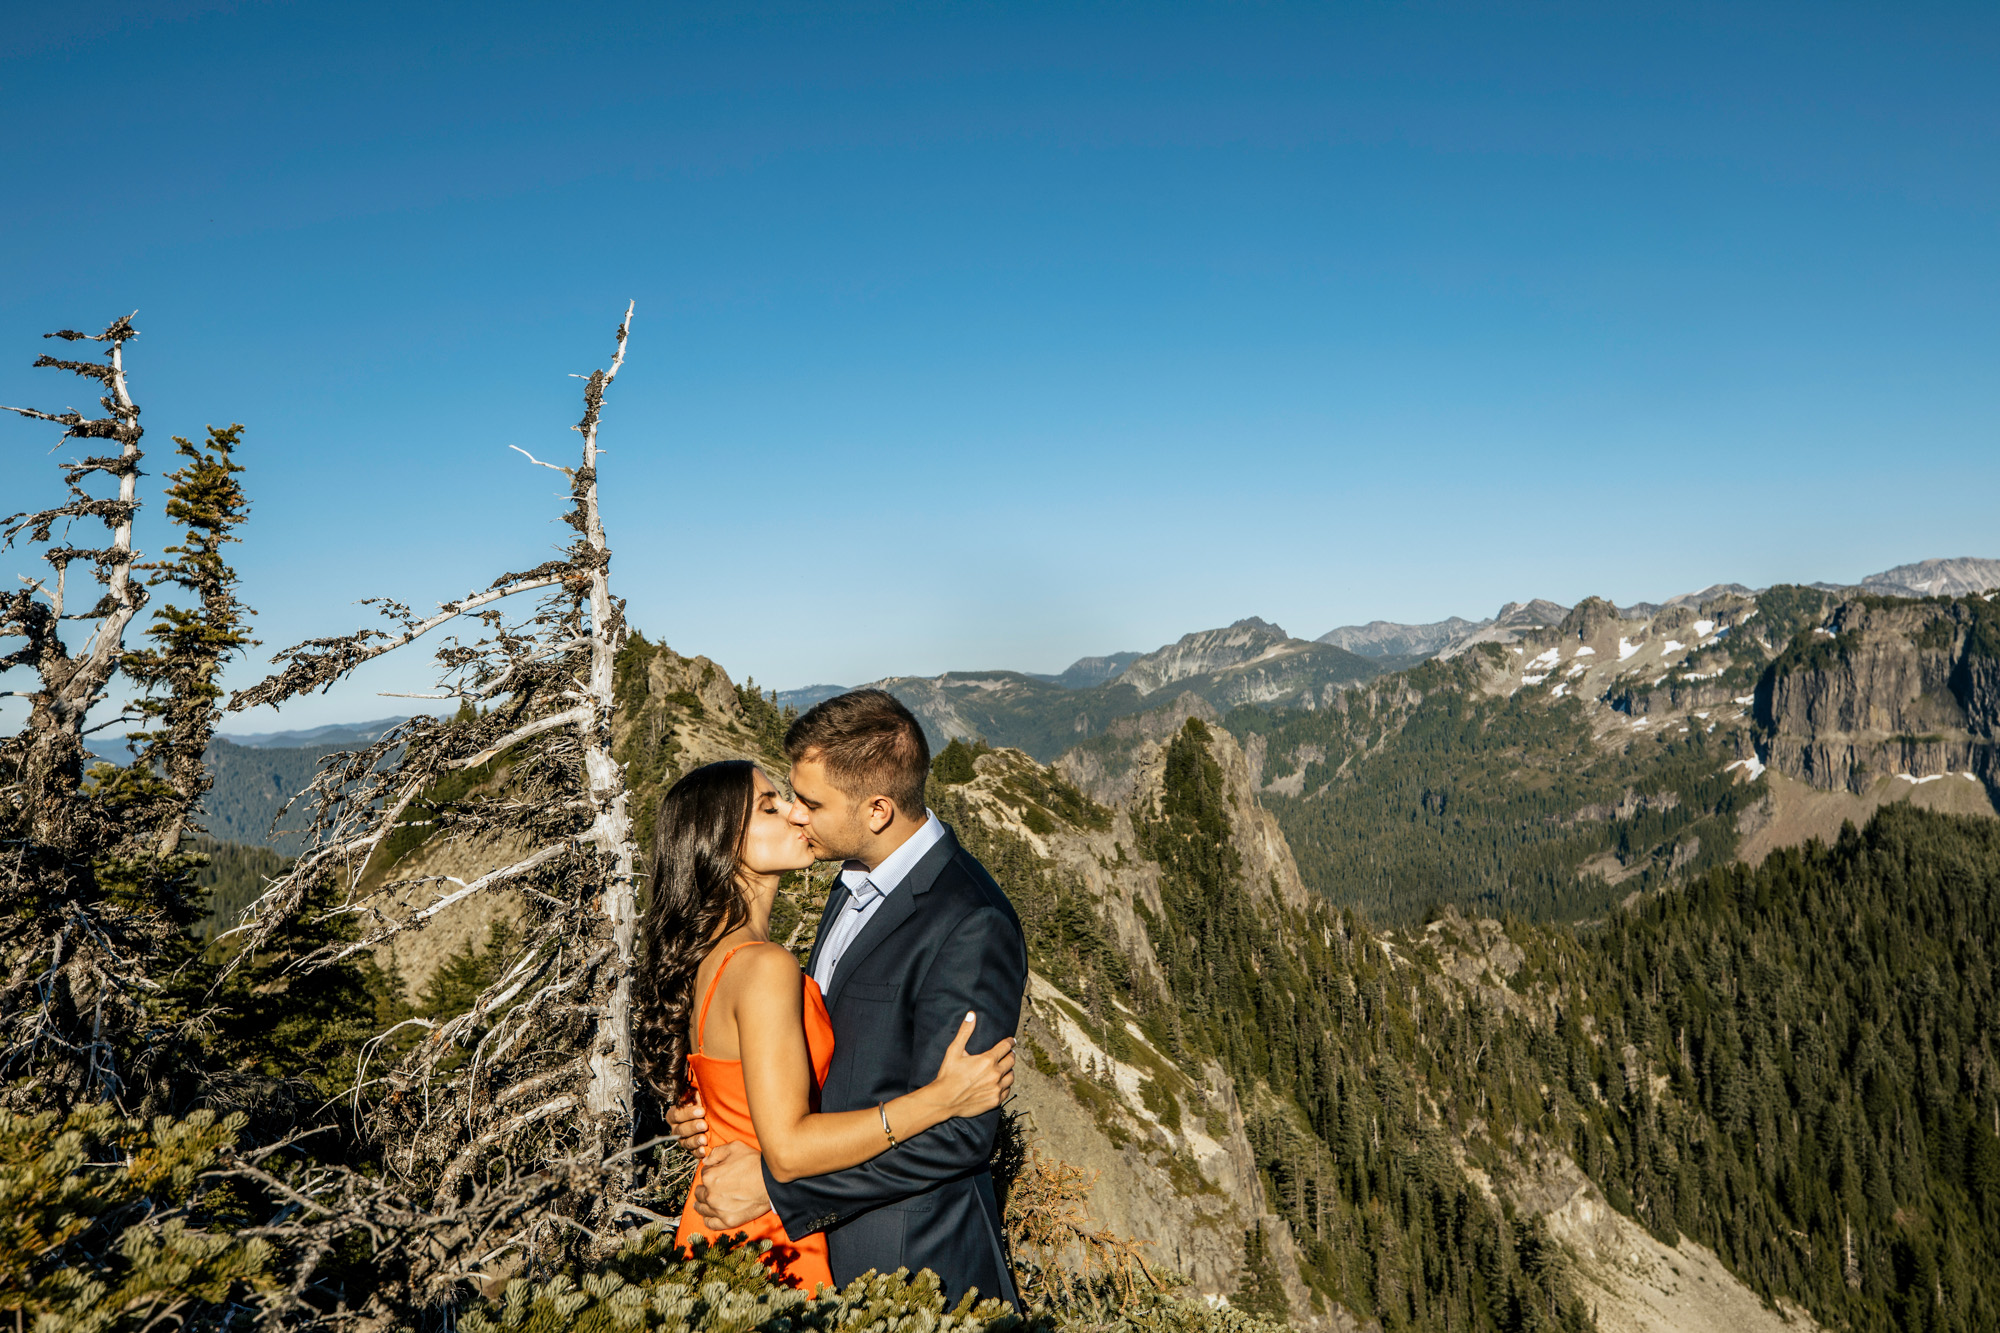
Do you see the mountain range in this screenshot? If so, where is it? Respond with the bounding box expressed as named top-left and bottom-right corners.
top-left (191, 557), bottom-right (1997, 856)
top-left (314, 585), bottom-right (2000, 1333)
top-left (783, 557), bottom-right (2000, 736)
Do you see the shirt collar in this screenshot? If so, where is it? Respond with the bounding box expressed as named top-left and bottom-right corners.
top-left (839, 810), bottom-right (946, 905)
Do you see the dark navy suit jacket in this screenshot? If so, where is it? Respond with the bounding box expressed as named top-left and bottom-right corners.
top-left (764, 824), bottom-right (1027, 1306)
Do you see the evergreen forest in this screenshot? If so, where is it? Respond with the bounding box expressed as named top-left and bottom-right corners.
top-left (954, 718), bottom-right (2000, 1333)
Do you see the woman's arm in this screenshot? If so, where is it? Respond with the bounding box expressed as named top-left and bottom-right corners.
top-left (763, 903), bottom-right (1026, 1236)
top-left (730, 944), bottom-right (1013, 1183)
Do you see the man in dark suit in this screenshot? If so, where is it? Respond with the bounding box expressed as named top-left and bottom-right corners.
top-left (670, 689), bottom-right (1028, 1307)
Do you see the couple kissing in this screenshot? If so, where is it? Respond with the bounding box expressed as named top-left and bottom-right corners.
top-left (636, 689), bottom-right (1028, 1304)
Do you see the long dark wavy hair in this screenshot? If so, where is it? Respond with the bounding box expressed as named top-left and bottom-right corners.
top-left (635, 760), bottom-right (758, 1105)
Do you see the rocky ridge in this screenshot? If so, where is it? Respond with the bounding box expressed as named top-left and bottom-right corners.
top-left (1229, 583), bottom-right (2000, 927)
top-left (1317, 617), bottom-right (1483, 659)
top-left (1859, 555), bottom-right (2000, 599)
top-left (933, 740), bottom-right (1321, 1319)
top-left (303, 635), bottom-right (1874, 1332)
top-left (851, 626), bottom-right (1384, 763)
top-left (358, 636), bottom-right (790, 997)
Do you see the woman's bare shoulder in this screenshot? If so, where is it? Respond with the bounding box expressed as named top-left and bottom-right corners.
top-left (723, 940), bottom-right (804, 989)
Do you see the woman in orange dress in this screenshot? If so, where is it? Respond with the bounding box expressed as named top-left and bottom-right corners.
top-left (635, 761), bottom-right (1015, 1292)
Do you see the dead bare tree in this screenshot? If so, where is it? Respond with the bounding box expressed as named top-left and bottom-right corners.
top-left (0, 316), bottom-right (169, 1110)
top-left (225, 304), bottom-right (646, 1240)
top-left (216, 1128), bottom-right (675, 1324)
top-left (1, 316), bottom-right (148, 850)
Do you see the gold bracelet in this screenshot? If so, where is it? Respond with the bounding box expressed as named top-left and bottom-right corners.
top-left (878, 1101), bottom-right (898, 1148)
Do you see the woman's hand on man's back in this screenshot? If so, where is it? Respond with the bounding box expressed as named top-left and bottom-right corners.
top-left (667, 1096), bottom-right (709, 1157)
top-left (923, 1012), bottom-right (1016, 1119)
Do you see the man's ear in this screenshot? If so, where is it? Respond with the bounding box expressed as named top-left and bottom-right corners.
top-left (864, 796), bottom-right (897, 834)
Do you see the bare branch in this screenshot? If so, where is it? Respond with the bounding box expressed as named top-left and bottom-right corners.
top-left (228, 573), bottom-right (570, 711)
top-left (457, 705), bottom-right (590, 769)
top-left (509, 444), bottom-right (575, 477)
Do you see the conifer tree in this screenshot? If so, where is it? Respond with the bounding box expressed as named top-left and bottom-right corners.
top-left (122, 423), bottom-right (256, 856)
top-left (0, 316), bottom-right (246, 1111)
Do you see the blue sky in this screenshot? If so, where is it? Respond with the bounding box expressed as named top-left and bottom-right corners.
top-left (3, 1), bottom-right (1996, 730)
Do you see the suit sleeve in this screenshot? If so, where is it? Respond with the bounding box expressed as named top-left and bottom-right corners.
top-left (765, 902), bottom-right (1026, 1236)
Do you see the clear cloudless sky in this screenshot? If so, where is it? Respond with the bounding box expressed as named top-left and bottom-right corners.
top-left (3, 0), bottom-right (1996, 731)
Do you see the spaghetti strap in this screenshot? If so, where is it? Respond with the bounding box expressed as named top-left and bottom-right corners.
top-left (695, 944), bottom-right (753, 1055)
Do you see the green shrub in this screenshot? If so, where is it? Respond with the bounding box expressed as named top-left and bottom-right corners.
top-left (0, 1104), bottom-right (271, 1332)
top-left (459, 1230), bottom-right (1049, 1333)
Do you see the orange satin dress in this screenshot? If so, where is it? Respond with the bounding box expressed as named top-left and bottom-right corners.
top-left (676, 945), bottom-right (837, 1292)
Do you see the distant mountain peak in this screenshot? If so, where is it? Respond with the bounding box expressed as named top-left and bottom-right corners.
top-left (1318, 616), bottom-right (1487, 659)
top-left (1044, 651), bottom-right (1145, 690)
top-left (1493, 599), bottom-right (1570, 628)
top-left (1860, 557), bottom-right (2000, 598)
top-left (1115, 618), bottom-right (1304, 697)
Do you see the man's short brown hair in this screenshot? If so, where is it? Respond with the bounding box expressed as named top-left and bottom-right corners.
top-left (785, 689), bottom-right (931, 818)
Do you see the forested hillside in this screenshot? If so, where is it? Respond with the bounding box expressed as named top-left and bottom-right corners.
top-left (930, 723), bottom-right (1601, 1332)
top-left (1557, 803), bottom-right (2000, 1330)
top-left (962, 714), bottom-right (2000, 1332)
top-left (1224, 651), bottom-right (1760, 925)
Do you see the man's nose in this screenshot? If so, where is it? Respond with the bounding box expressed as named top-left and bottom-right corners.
top-left (786, 801), bottom-right (811, 827)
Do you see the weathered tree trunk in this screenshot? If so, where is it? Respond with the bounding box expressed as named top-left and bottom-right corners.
top-left (576, 314), bottom-right (639, 1147)
top-left (4, 318), bottom-right (147, 853)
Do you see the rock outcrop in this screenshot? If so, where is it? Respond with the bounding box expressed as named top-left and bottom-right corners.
top-left (1759, 594), bottom-right (2000, 792)
top-left (363, 636), bottom-right (788, 1001)
top-left (938, 740), bottom-right (1331, 1325)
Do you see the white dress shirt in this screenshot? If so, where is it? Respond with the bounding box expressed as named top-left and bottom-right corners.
top-left (811, 811), bottom-right (947, 990)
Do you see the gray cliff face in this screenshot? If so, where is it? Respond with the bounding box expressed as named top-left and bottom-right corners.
top-left (1760, 595), bottom-right (2000, 793)
top-left (1113, 617), bottom-right (1299, 696)
top-left (1057, 692), bottom-right (1221, 807)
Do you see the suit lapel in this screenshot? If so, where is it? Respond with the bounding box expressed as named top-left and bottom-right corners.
top-left (805, 877), bottom-right (851, 980)
top-left (825, 826), bottom-right (960, 1008)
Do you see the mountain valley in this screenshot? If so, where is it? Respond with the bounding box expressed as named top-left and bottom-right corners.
top-left (180, 554), bottom-right (2000, 1332)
